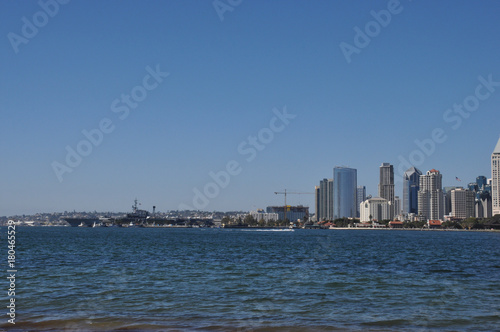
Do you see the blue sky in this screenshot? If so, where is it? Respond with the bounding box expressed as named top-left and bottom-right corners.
top-left (1, 0), bottom-right (499, 216)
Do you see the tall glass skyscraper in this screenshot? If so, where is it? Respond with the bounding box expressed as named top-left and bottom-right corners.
top-left (333, 167), bottom-right (357, 219)
top-left (403, 167), bottom-right (422, 214)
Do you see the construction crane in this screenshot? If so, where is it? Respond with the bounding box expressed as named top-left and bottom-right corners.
top-left (274, 189), bottom-right (314, 224)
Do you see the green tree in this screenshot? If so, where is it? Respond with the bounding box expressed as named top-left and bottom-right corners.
top-left (244, 214), bottom-right (257, 226)
top-left (461, 217), bottom-right (478, 230)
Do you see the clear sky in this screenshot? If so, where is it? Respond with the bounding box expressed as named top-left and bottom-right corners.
top-left (1, 0), bottom-right (499, 216)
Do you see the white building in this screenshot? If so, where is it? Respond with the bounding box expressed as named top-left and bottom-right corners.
top-left (492, 137), bottom-right (500, 216)
top-left (249, 211), bottom-right (278, 223)
top-left (360, 197), bottom-right (392, 222)
top-left (394, 196), bottom-right (401, 217)
top-left (418, 169), bottom-right (445, 221)
top-left (451, 188), bottom-right (475, 219)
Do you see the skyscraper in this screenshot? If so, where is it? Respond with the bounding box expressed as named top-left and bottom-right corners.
top-left (492, 137), bottom-right (500, 216)
top-left (451, 188), bottom-right (475, 219)
top-left (394, 196), bottom-right (401, 217)
top-left (476, 175), bottom-right (487, 192)
top-left (403, 167), bottom-right (422, 214)
top-left (418, 169), bottom-right (445, 220)
top-left (444, 186), bottom-right (461, 216)
top-left (379, 163), bottom-right (395, 219)
top-left (314, 186), bottom-right (320, 221)
top-left (317, 178), bottom-right (333, 221)
top-left (473, 175), bottom-right (493, 218)
top-left (328, 179), bottom-right (333, 220)
top-left (356, 186), bottom-right (366, 218)
top-left (378, 163), bottom-right (395, 202)
top-left (333, 167), bottom-right (357, 219)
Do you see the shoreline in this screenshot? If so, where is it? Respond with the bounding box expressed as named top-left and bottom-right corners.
top-left (2, 225), bottom-right (499, 232)
top-left (326, 227), bottom-right (500, 232)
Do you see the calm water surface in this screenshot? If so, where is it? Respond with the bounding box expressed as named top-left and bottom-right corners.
top-left (2, 227), bottom-right (500, 331)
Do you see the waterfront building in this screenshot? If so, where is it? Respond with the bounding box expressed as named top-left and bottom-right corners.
top-left (314, 186), bottom-right (320, 222)
top-left (356, 186), bottom-right (366, 218)
top-left (394, 196), bottom-right (401, 216)
top-left (475, 193), bottom-right (493, 218)
top-left (250, 210), bottom-right (279, 223)
top-left (379, 163), bottom-right (395, 203)
top-left (266, 205), bottom-right (309, 222)
top-left (403, 167), bottom-right (422, 214)
top-left (333, 167), bottom-right (357, 219)
top-left (359, 197), bottom-right (392, 222)
top-left (492, 137), bottom-right (500, 216)
top-left (317, 178), bottom-right (333, 221)
top-left (450, 188), bottom-right (475, 219)
top-left (444, 186), bottom-right (461, 216)
top-left (418, 169), bottom-right (445, 221)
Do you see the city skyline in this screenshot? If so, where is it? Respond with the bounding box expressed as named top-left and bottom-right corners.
top-left (1, 1), bottom-right (500, 216)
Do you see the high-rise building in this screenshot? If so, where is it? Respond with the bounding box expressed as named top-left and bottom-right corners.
top-left (492, 137), bottom-right (500, 216)
top-left (468, 182), bottom-right (479, 192)
top-left (403, 167), bottom-right (422, 214)
top-left (444, 186), bottom-right (461, 216)
top-left (360, 197), bottom-right (392, 222)
top-left (394, 196), bottom-right (401, 217)
top-left (451, 188), bottom-right (475, 219)
top-left (317, 179), bottom-right (333, 221)
top-left (379, 163), bottom-right (395, 219)
top-left (476, 176), bottom-right (487, 191)
top-left (356, 186), bottom-right (366, 218)
top-left (378, 163), bottom-right (395, 202)
top-left (476, 192), bottom-right (493, 218)
top-left (333, 166), bottom-right (357, 219)
top-left (418, 169), bottom-right (445, 221)
top-left (468, 174), bottom-right (493, 218)
top-left (314, 186), bottom-right (320, 222)
top-left (327, 179), bottom-right (333, 220)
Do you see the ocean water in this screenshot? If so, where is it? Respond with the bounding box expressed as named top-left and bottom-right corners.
top-left (2, 227), bottom-right (500, 331)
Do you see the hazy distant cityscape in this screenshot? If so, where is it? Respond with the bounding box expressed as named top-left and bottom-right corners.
top-left (4, 136), bottom-right (499, 230)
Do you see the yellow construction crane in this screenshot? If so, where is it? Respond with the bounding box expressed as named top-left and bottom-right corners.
top-left (274, 189), bottom-right (314, 224)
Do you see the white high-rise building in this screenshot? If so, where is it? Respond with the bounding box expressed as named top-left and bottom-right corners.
top-left (394, 196), bottom-right (401, 217)
top-left (451, 188), bottom-right (475, 219)
top-left (418, 169), bottom-right (445, 221)
top-left (492, 137), bottom-right (500, 216)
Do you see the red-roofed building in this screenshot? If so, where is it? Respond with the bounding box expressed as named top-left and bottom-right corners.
top-left (389, 221), bottom-right (403, 228)
top-left (428, 220), bottom-right (442, 229)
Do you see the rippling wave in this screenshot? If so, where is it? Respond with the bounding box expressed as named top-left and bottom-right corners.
top-left (1, 227), bottom-right (499, 331)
